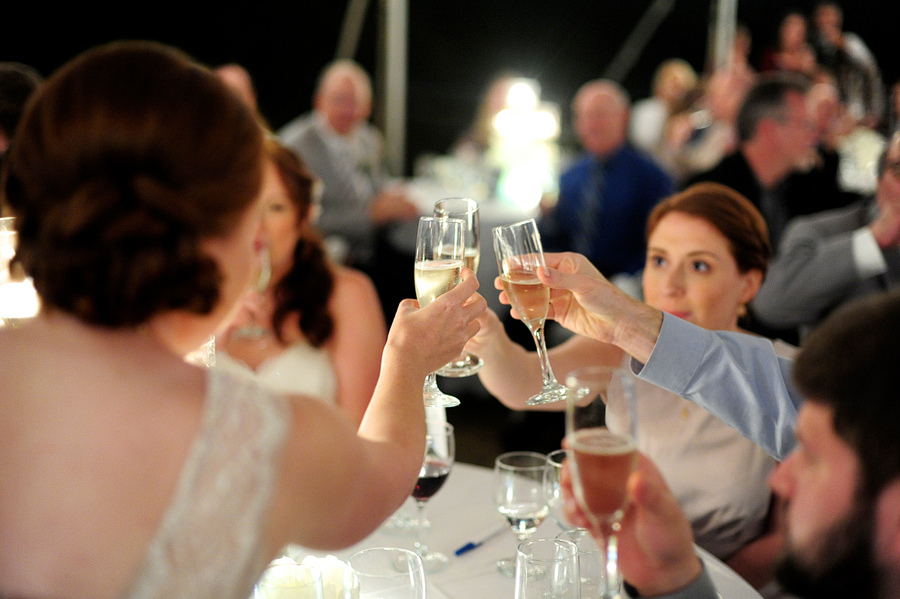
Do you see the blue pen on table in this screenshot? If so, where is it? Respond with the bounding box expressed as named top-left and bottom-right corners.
top-left (454, 526), bottom-right (507, 556)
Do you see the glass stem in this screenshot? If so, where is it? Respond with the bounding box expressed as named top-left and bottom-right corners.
top-left (529, 323), bottom-right (558, 387)
top-left (415, 501), bottom-right (429, 557)
top-left (598, 525), bottom-right (620, 598)
top-left (423, 372), bottom-right (439, 394)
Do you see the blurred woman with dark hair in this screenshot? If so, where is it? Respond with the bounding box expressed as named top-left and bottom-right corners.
top-left (0, 41), bottom-right (484, 599)
top-left (217, 139), bottom-right (386, 426)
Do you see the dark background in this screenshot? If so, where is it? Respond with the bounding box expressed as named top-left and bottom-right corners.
top-left (3, 0), bottom-right (897, 176)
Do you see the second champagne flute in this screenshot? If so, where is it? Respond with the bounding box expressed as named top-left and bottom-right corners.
top-left (412, 421), bottom-right (455, 572)
top-left (414, 216), bottom-right (465, 408)
top-left (492, 219), bottom-right (568, 405)
top-left (434, 197), bottom-right (483, 377)
top-left (565, 366), bottom-right (637, 599)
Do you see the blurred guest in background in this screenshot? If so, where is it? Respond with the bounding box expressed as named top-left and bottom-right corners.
top-left (540, 79), bottom-right (673, 292)
top-left (217, 139), bottom-right (386, 427)
top-left (472, 183), bottom-right (787, 586)
top-left (629, 58), bottom-right (698, 166)
top-left (760, 11), bottom-right (818, 78)
top-left (753, 130), bottom-right (900, 340)
top-left (810, 1), bottom-right (884, 128)
top-left (686, 74), bottom-right (817, 248)
top-left (278, 59), bottom-right (417, 269)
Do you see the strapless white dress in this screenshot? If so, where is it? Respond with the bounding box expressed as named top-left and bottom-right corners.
top-left (215, 342), bottom-right (337, 404)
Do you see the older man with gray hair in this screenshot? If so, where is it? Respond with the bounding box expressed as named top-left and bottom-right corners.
top-left (539, 79), bottom-right (674, 286)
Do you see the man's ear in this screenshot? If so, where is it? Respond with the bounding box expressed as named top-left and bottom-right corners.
top-left (875, 478), bottom-right (900, 563)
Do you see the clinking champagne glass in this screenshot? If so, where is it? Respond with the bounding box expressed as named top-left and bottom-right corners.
top-left (492, 219), bottom-right (568, 405)
top-left (434, 198), bottom-right (483, 378)
top-left (414, 216), bottom-right (465, 408)
top-left (229, 243), bottom-right (273, 340)
top-left (564, 366), bottom-right (638, 599)
top-left (412, 421), bottom-right (455, 572)
top-left (493, 451), bottom-right (551, 577)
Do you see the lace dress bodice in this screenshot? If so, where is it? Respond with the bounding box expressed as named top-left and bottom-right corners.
top-left (123, 369), bottom-right (290, 599)
top-left (216, 342), bottom-right (337, 404)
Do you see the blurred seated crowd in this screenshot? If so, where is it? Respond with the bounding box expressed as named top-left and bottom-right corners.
top-left (2, 1), bottom-right (900, 598)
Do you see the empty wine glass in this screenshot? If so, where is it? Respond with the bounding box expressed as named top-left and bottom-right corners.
top-left (564, 366), bottom-right (637, 599)
top-left (414, 216), bottom-right (465, 407)
top-left (412, 421), bottom-right (455, 572)
top-left (344, 547), bottom-right (426, 599)
top-left (494, 451), bottom-right (551, 577)
top-left (434, 197), bottom-right (483, 378)
top-left (492, 219), bottom-right (567, 405)
top-left (545, 448), bottom-right (582, 533)
top-left (557, 529), bottom-right (607, 599)
top-left (515, 538), bottom-right (580, 599)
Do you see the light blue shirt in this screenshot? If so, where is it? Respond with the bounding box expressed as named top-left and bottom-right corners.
top-left (632, 314), bottom-right (802, 460)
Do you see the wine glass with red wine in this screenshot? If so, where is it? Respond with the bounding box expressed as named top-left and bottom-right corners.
top-left (412, 420), bottom-right (455, 573)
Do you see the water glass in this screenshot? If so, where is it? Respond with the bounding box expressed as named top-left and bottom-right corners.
top-left (344, 547), bottom-right (426, 599)
top-left (515, 538), bottom-right (579, 599)
top-left (557, 529), bottom-right (607, 599)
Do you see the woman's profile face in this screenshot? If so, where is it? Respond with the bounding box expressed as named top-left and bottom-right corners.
top-left (642, 211), bottom-right (761, 332)
top-left (259, 168), bottom-right (303, 280)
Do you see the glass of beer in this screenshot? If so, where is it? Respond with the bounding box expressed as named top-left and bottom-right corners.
top-left (564, 365), bottom-right (637, 599)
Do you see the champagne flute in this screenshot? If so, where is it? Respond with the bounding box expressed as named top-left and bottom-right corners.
top-left (344, 547), bottom-right (426, 599)
top-left (414, 216), bottom-right (465, 408)
top-left (492, 219), bottom-right (568, 405)
top-left (434, 198), bottom-right (483, 377)
top-left (412, 421), bottom-right (455, 572)
top-left (564, 366), bottom-right (637, 599)
top-left (229, 244), bottom-right (273, 340)
top-left (493, 451), bottom-right (551, 577)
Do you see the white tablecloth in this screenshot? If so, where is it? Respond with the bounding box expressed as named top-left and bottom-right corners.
top-left (290, 462), bottom-right (763, 599)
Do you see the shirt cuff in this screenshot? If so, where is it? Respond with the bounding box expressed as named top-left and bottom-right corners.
top-left (623, 565), bottom-right (718, 599)
top-left (852, 226), bottom-right (888, 278)
top-left (629, 314), bottom-right (710, 397)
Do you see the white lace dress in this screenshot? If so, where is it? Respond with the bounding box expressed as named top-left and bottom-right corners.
top-left (215, 343), bottom-right (337, 404)
top-left (122, 368), bottom-right (290, 599)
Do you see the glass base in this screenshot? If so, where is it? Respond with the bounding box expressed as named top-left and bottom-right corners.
top-left (436, 352), bottom-right (484, 378)
top-left (381, 505), bottom-right (428, 536)
top-left (525, 382), bottom-right (569, 406)
top-left (496, 556), bottom-right (516, 578)
top-left (420, 550), bottom-right (451, 573)
top-left (424, 389), bottom-right (461, 408)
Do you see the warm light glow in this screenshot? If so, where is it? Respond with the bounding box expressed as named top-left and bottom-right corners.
top-left (493, 108), bottom-right (559, 140)
top-left (0, 278), bottom-right (41, 320)
top-left (506, 80), bottom-right (539, 112)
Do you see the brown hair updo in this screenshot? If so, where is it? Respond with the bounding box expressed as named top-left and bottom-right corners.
top-left (646, 182), bottom-right (771, 278)
top-left (1, 41), bottom-right (265, 327)
top-left (266, 139), bottom-right (336, 347)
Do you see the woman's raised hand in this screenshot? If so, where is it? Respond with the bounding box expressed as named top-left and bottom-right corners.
top-left (387, 268), bottom-right (486, 379)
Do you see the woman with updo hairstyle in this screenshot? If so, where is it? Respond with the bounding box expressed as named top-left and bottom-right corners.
top-left (217, 138), bottom-right (386, 425)
top-left (468, 182), bottom-right (794, 589)
top-left (0, 41), bottom-right (485, 599)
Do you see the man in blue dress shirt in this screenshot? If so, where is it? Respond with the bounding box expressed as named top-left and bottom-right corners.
top-left (540, 80), bottom-right (674, 281)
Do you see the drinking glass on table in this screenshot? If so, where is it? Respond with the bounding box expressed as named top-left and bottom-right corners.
top-left (515, 538), bottom-right (580, 599)
top-left (414, 216), bottom-right (465, 408)
top-left (344, 547), bottom-right (426, 599)
top-left (492, 219), bottom-right (568, 405)
top-left (557, 529), bottom-right (607, 599)
top-left (434, 197), bottom-right (483, 377)
top-left (493, 451), bottom-right (551, 577)
top-left (544, 449), bottom-right (582, 534)
top-left (412, 421), bottom-right (455, 572)
top-left (564, 366), bottom-right (637, 599)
